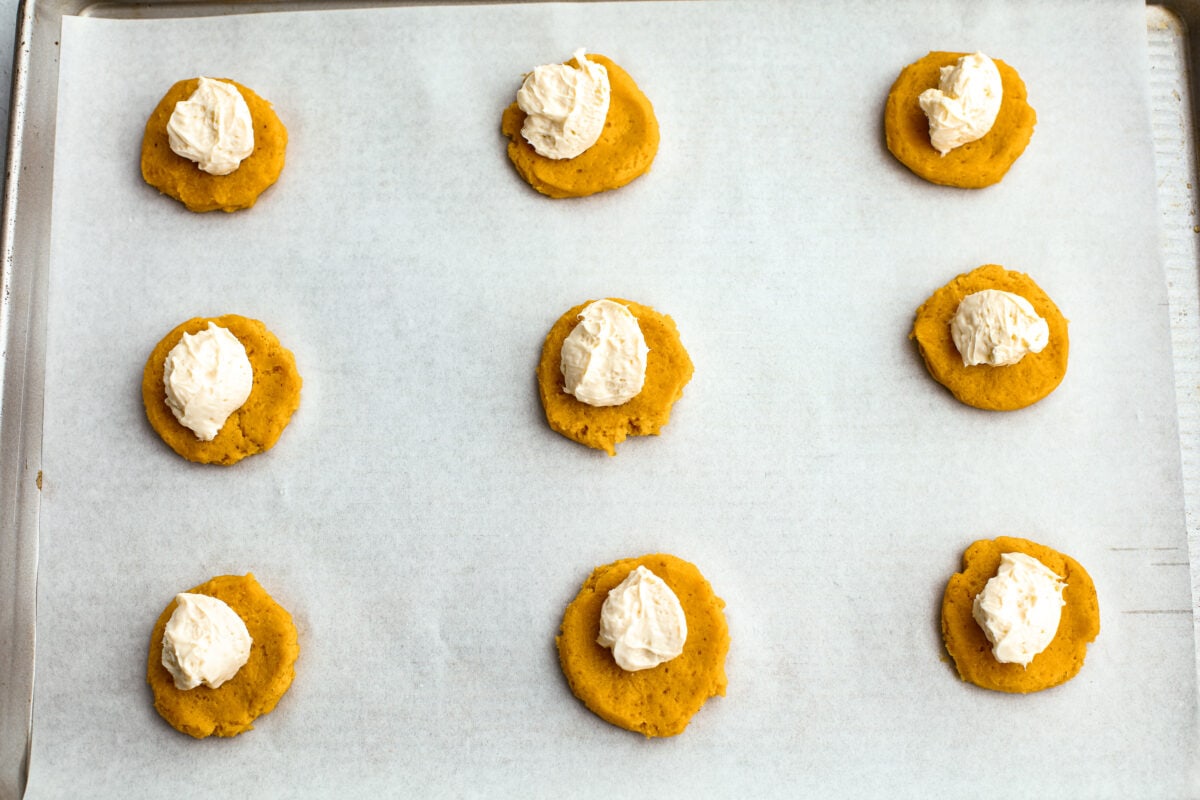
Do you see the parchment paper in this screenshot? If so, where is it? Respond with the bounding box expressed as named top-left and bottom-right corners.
top-left (25, 1), bottom-right (1198, 796)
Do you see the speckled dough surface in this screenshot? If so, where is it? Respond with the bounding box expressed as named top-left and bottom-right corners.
top-left (501, 54), bottom-right (659, 198)
top-left (942, 537), bottom-right (1099, 694)
top-left (911, 264), bottom-right (1068, 411)
top-left (142, 314), bottom-right (302, 465)
top-left (557, 553), bottom-right (729, 737)
top-left (884, 52), bottom-right (1036, 188)
top-left (537, 298), bottom-right (692, 455)
top-left (147, 573), bottom-right (299, 738)
top-left (141, 78), bottom-right (287, 212)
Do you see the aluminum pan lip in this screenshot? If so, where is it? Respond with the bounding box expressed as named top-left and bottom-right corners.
top-left (0, 2), bottom-right (1197, 798)
top-left (0, 0), bottom-right (55, 795)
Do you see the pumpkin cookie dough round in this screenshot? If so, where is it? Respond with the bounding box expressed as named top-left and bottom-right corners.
top-left (141, 77), bottom-right (287, 212)
top-left (942, 536), bottom-right (1099, 693)
top-left (557, 553), bottom-right (729, 737)
top-left (147, 573), bottom-right (300, 738)
top-left (537, 298), bottom-right (692, 455)
top-left (884, 52), bottom-right (1036, 188)
top-left (911, 264), bottom-right (1068, 411)
top-left (501, 53), bottom-right (659, 198)
top-left (142, 314), bottom-right (302, 465)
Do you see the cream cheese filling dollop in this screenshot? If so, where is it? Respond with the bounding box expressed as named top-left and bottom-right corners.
top-left (918, 52), bottom-right (1003, 155)
top-left (517, 48), bottom-right (611, 160)
top-left (163, 321), bottom-right (254, 441)
top-left (972, 552), bottom-right (1066, 667)
top-left (161, 592), bottom-right (252, 690)
top-left (167, 77), bottom-right (255, 176)
top-left (597, 565), bottom-right (687, 672)
top-left (560, 299), bottom-right (649, 407)
top-left (950, 289), bottom-right (1049, 367)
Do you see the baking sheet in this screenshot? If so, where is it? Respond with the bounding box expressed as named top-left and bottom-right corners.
top-left (20, 1), bottom-right (1198, 796)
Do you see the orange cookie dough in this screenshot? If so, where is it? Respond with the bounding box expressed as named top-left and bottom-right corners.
top-left (557, 553), bottom-right (729, 737)
top-left (142, 314), bottom-right (302, 465)
top-left (141, 78), bottom-right (287, 212)
top-left (884, 52), bottom-right (1036, 188)
top-left (537, 298), bottom-right (692, 455)
top-left (501, 54), bottom-right (659, 198)
top-left (911, 264), bottom-right (1068, 411)
top-left (147, 573), bottom-right (299, 738)
top-left (942, 537), bottom-right (1099, 694)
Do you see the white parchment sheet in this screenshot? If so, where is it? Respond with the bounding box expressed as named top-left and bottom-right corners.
top-left (25, 1), bottom-right (1198, 796)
